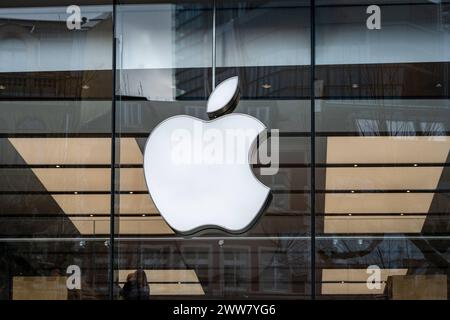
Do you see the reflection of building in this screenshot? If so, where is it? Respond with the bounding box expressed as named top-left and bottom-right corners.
top-left (0, 1), bottom-right (449, 300)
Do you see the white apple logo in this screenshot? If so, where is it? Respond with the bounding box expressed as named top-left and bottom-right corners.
top-left (143, 76), bottom-right (271, 235)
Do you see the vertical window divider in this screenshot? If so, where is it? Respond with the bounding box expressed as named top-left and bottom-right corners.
top-left (109, 0), bottom-right (118, 301)
top-left (310, 0), bottom-right (316, 300)
top-left (212, 0), bottom-right (217, 89)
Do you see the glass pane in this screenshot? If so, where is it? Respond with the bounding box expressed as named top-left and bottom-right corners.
top-left (315, 0), bottom-right (450, 299)
top-left (0, 1), bottom-right (113, 299)
top-left (115, 0), bottom-right (311, 299)
top-left (0, 240), bottom-right (109, 299)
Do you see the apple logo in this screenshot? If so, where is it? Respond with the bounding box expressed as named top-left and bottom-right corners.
top-left (143, 76), bottom-right (271, 235)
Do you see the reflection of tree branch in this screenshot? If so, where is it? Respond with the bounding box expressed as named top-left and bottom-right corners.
top-left (316, 239), bottom-right (382, 261)
top-left (411, 239), bottom-right (450, 276)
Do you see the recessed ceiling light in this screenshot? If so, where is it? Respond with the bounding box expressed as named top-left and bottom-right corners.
top-left (74, 191), bottom-right (78, 195)
top-left (351, 190), bottom-right (355, 193)
top-left (261, 83), bottom-right (272, 89)
top-left (348, 213), bottom-right (352, 216)
top-left (0, 85), bottom-right (6, 90)
top-left (353, 164), bottom-right (358, 167)
top-left (129, 191), bottom-right (133, 194)
top-left (82, 84), bottom-right (90, 90)
top-left (352, 83), bottom-right (359, 89)
top-left (406, 190), bottom-right (411, 193)
top-left (413, 163), bottom-right (418, 167)
top-left (89, 214), bottom-right (94, 217)
top-left (436, 83), bottom-right (442, 88)
top-left (400, 213), bottom-right (404, 216)
top-left (55, 165), bottom-right (60, 168)
top-left (142, 214), bottom-right (146, 217)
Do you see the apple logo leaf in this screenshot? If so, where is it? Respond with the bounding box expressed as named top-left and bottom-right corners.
top-left (207, 76), bottom-right (240, 119)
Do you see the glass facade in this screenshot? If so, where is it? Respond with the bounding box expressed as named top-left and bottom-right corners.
top-left (0, 0), bottom-right (448, 300)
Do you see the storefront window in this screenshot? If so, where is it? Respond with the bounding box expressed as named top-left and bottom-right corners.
top-left (115, 0), bottom-right (311, 299)
top-left (0, 0), bottom-right (448, 300)
top-left (315, 0), bottom-right (450, 299)
top-left (0, 0), bottom-right (114, 299)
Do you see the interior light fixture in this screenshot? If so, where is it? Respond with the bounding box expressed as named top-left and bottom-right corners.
top-left (82, 84), bottom-right (90, 90)
top-left (0, 85), bottom-right (6, 90)
top-left (352, 83), bottom-right (359, 89)
top-left (261, 83), bottom-right (272, 89)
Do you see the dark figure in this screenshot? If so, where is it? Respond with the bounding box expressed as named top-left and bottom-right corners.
top-left (120, 269), bottom-right (150, 300)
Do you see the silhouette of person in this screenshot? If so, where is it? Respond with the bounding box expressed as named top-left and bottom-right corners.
top-left (120, 269), bottom-right (150, 300)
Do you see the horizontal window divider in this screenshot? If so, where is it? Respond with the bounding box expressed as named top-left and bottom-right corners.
top-left (0, 214), bottom-right (112, 218)
top-left (118, 281), bottom-right (201, 285)
top-left (0, 133), bottom-right (113, 138)
top-left (2, 163), bottom-right (450, 169)
top-left (315, 131), bottom-right (450, 137)
top-left (0, 213), bottom-right (311, 218)
top-left (317, 213), bottom-right (449, 217)
top-left (2, 163), bottom-right (449, 169)
top-left (0, 236), bottom-right (449, 242)
top-left (0, 237), bottom-right (109, 242)
top-left (253, 164), bottom-right (310, 168)
top-left (320, 281), bottom-right (386, 284)
top-left (316, 95), bottom-right (450, 100)
top-left (0, 164), bottom-right (114, 169)
top-left (318, 163), bottom-right (450, 167)
top-left (2, 235), bottom-right (448, 242)
top-left (316, 2), bottom-right (450, 9)
top-left (80, 235), bottom-right (450, 241)
top-left (271, 190), bottom-right (309, 194)
top-left (0, 131), bottom-right (313, 138)
top-left (1, 189), bottom-right (449, 195)
top-left (318, 189), bottom-right (450, 193)
top-left (98, 236), bottom-right (313, 241)
top-left (315, 235), bottom-right (450, 239)
top-left (0, 97), bottom-right (113, 101)
top-left (0, 191), bottom-right (112, 195)
top-left (0, 164), bottom-right (143, 168)
top-left (0, 213), bottom-right (445, 218)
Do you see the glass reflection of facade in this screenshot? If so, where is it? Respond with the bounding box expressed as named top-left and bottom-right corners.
top-left (0, 0), bottom-right (448, 300)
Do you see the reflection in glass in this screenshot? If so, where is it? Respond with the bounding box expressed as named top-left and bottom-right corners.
top-left (0, 2), bottom-right (113, 299)
top-left (315, 0), bottom-right (450, 299)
